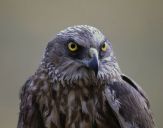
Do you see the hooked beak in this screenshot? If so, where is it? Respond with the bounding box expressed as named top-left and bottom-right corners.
top-left (83, 48), bottom-right (99, 76)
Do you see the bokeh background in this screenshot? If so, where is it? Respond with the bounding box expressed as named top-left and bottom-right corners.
top-left (0, 0), bottom-right (162, 127)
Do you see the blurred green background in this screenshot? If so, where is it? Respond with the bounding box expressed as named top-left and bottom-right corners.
top-left (0, 0), bottom-right (162, 127)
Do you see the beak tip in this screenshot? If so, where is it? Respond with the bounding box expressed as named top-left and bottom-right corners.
top-left (95, 70), bottom-right (98, 77)
top-left (88, 55), bottom-right (99, 77)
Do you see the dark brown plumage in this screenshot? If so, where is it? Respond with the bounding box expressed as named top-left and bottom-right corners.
top-left (17, 25), bottom-right (155, 128)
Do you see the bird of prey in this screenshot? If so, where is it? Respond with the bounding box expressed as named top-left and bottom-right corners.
top-left (17, 25), bottom-right (155, 128)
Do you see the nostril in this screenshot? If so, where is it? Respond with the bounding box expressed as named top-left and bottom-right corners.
top-left (89, 48), bottom-right (99, 59)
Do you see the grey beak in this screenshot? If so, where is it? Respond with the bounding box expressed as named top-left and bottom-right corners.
top-left (83, 48), bottom-right (99, 76)
top-left (88, 54), bottom-right (99, 76)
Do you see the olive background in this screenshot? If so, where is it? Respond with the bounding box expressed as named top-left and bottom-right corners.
top-left (0, 0), bottom-right (162, 127)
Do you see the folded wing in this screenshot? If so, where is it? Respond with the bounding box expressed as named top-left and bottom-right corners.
top-left (104, 75), bottom-right (155, 128)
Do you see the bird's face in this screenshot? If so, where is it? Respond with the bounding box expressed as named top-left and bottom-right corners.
top-left (43, 25), bottom-right (120, 85)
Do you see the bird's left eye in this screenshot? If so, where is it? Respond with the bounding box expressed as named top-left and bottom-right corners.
top-left (68, 42), bottom-right (78, 52)
top-left (101, 42), bottom-right (109, 52)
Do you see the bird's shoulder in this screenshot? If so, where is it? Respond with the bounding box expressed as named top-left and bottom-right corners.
top-left (104, 75), bottom-right (155, 128)
top-left (21, 70), bottom-right (47, 94)
top-left (18, 68), bottom-right (52, 128)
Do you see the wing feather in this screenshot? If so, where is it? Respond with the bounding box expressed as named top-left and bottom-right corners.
top-left (17, 76), bottom-right (45, 128)
top-left (104, 75), bottom-right (155, 128)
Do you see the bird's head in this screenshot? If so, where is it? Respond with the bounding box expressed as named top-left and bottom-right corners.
top-left (42, 25), bottom-right (121, 86)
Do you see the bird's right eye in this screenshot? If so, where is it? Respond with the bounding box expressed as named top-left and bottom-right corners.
top-left (68, 42), bottom-right (78, 52)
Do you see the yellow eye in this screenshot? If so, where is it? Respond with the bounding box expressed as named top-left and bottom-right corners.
top-left (101, 42), bottom-right (109, 52)
top-left (68, 42), bottom-right (78, 52)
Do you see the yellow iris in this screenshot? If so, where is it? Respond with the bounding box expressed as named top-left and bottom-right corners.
top-left (101, 42), bottom-right (109, 52)
top-left (68, 42), bottom-right (78, 52)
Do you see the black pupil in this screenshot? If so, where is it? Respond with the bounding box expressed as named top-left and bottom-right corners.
top-left (102, 44), bottom-right (105, 48)
top-left (71, 44), bottom-right (76, 48)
